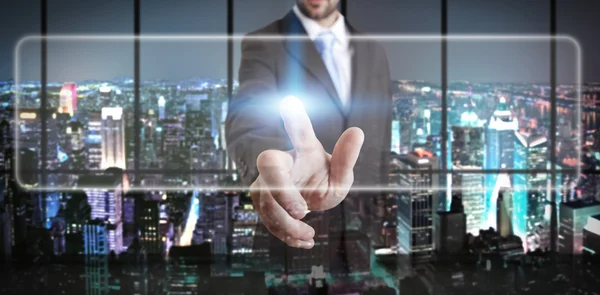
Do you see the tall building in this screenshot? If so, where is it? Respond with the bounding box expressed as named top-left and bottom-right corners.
top-left (99, 85), bottom-right (112, 107)
top-left (160, 118), bottom-right (184, 176)
top-left (138, 198), bottom-right (162, 254)
top-left (17, 108), bottom-right (59, 170)
top-left (59, 82), bottom-right (77, 116)
top-left (83, 221), bottom-right (110, 295)
top-left (100, 107), bottom-right (126, 170)
top-left (232, 192), bottom-right (260, 255)
top-left (453, 167), bottom-right (485, 236)
top-left (391, 150), bottom-right (438, 264)
top-left (485, 97), bottom-right (518, 226)
top-left (158, 96), bottom-right (166, 120)
top-left (513, 132), bottom-right (549, 246)
top-left (451, 122), bottom-right (485, 235)
top-left (195, 191), bottom-right (230, 255)
top-left (435, 194), bottom-right (466, 255)
top-left (165, 244), bottom-right (211, 294)
top-left (87, 112), bottom-right (102, 170)
top-left (583, 215), bottom-right (600, 262)
top-left (81, 175), bottom-right (124, 254)
top-left (497, 188), bottom-right (514, 237)
top-left (558, 200), bottom-right (600, 254)
top-left (66, 121), bottom-right (86, 184)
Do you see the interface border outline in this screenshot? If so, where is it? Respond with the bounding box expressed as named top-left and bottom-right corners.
top-left (13, 34), bottom-right (582, 192)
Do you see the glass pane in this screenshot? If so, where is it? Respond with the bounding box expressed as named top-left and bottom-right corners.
top-left (233, 0), bottom-right (295, 82)
top-left (139, 0), bottom-right (228, 190)
top-left (558, 0), bottom-right (598, 202)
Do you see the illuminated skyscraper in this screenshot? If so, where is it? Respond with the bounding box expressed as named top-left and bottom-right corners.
top-left (87, 112), bottom-right (102, 170)
top-left (17, 109), bottom-right (59, 170)
top-left (101, 107), bottom-right (126, 170)
top-left (139, 198), bottom-right (162, 254)
top-left (160, 119), bottom-right (184, 166)
top-left (391, 120), bottom-right (401, 154)
top-left (81, 175), bottom-right (124, 254)
top-left (485, 97), bottom-right (518, 227)
top-left (558, 200), bottom-right (600, 254)
top-left (232, 192), bottom-right (260, 255)
top-left (158, 96), bottom-right (166, 120)
top-left (66, 121), bottom-right (85, 184)
top-left (513, 132), bottom-right (549, 246)
top-left (391, 150), bottom-right (438, 264)
top-left (451, 121), bottom-right (485, 236)
top-left (83, 221), bottom-right (109, 295)
top-left (59, 82), bottom-right (77, 116)
top-left (196, 191), bottom-right (230, 255)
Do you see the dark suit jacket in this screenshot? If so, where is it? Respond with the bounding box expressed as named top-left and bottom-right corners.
top-left (226, 11), bottom-right (392, 189)
top-left (225, 10), bottom-right (392, 273)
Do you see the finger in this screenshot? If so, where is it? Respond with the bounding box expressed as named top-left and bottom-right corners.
top-left (279, 96), bottom-right (322, 154)
top-left (330, 127), bottom-right (364, 201)
top-left (256, 150), bottom-right (308, 219)
top-left (251, 178), bottom-right (313, 248)
top-left (258, 184), bottom-right (316, 246)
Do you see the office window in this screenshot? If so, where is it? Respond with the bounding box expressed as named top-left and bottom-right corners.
top-left (233, 0), bottom-right (295, 82)
top-left (4, 0), bottom-right (41, 83)
top-left (348, 0), bottom-right (443, 161)
top-left (139, 0), bottom-right (227, 189)
top-left (557, 0), bottom-right (599, 202)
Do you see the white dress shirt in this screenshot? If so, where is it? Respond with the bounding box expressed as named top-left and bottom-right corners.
top-left (293, 5), bottom-right (352, 107)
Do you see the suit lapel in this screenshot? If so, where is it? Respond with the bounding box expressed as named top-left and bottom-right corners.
top-left (347, 24), bottom-right (371, 118)
top-left (280, 11), bottom-right (345, 115)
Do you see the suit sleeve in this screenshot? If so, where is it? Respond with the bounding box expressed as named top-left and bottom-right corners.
top-left (225, 37), bottom-right (292, 186)
top-left (379, 46), bottom-right (393, 185)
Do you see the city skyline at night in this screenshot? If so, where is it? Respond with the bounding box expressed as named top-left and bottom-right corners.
top-left (1, 1), bottom-right (600, 294)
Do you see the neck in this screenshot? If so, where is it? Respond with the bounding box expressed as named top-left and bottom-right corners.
top-left (315, 10), bottom-right (340, 27)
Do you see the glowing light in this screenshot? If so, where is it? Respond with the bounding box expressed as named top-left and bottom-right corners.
top-left (161, 236), bottom-right (166, 242)
top-left (101, 107), bottom-right (123, 120)
top-left (423, 109), bottom-right (431, 118)
top-left (374, 248), bottom-right (395, 255)
top-left (99, 86), bottom-right (112, 93)
top-left (115, 89), bottom-right (122, 95)
top-left (193, 198), bottom-right (199, 205)
top-left (243, 204), bottom-right (254, 210)
top-left (19, 112), bottom-right (36, 120)
top-left (418, 159), bottom-right (430, 164)
top-left (421, 86), bottom-right (431, 92)
top-left (162, 193), bottom-right (167, 200)
top-left (499, 96), bottom-right (507, 103)
top-left (158, 96), bottom-right (166, 106)
top-left (280, 95), bottom-right (305, 115)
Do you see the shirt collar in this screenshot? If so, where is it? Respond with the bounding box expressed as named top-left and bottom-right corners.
top-left (292, 5), bottom-right (349, 48)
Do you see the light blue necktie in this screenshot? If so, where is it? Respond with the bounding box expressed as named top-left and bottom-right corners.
top-left (314, 31), bottom-right (342, 101)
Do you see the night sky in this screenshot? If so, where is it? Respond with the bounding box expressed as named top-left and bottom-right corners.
top-left (1, 0), bottom-right (599, 84)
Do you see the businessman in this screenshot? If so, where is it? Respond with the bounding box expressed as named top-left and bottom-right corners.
top-left (226, 0), bottom-right (392, 249)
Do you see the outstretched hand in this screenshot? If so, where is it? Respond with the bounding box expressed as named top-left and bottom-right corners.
top-left (250, 96), bottom-right (364, 249)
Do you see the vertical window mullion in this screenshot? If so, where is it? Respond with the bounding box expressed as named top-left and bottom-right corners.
top-left (441, 0), bottom-right (448, 174)
top-left (134, 0), bottom-right (141, 184)
top-left (40, 0), bottom-right (48, 223)
top-left (549, 0), bottom-right (558, 253)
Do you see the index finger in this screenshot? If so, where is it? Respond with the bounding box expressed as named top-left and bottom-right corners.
top-left (279, 96), bottom-right (322, 154)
